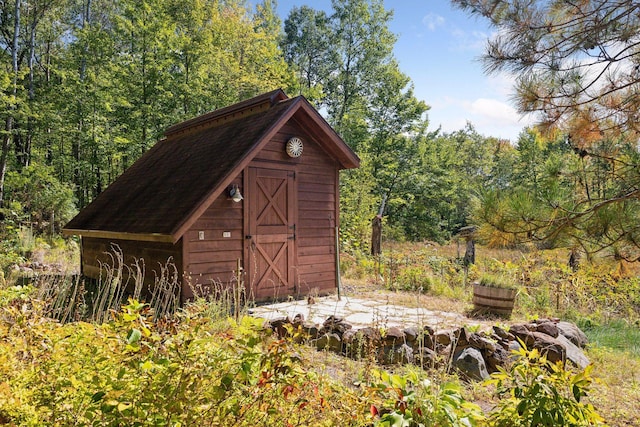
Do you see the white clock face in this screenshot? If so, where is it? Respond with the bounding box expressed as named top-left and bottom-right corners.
top-left (286, 137), bottom-right (304, 158)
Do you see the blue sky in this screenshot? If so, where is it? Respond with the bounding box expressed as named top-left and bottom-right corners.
top-left (274, 0), bottom-right (535, 142)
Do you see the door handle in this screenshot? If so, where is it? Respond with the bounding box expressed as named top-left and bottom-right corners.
top-left (246, 235), bottom-right (255, 250)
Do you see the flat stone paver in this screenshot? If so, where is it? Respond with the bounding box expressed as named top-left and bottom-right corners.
top-left (250, 295), bottom-right (485, 332)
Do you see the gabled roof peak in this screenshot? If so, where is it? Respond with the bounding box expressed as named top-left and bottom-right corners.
top-left (64, 90), bottom-right (359, 242)
top-left (164, 89), bottom-right (288, 138)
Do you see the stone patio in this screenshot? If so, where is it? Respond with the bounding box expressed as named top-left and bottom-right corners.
top-left (249, 295), bottom-right (486, 332)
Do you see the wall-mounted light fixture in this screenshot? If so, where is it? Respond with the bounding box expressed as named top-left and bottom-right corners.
top-left (229, 184), bottom-right (243, 203)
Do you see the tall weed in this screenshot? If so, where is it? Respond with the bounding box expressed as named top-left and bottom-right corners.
top-left (0, 296), bottom-right (369, 426)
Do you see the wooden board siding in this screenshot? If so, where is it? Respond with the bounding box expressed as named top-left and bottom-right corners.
top-left (81, 237), bottom-right (182, 297)
top-left (245, 167), bottom-right (296, 300)
top-left (67, 92), bottom-right (359, 306)
top-left (252, 120), bottom-right (338, 297)
top-left (184, 175), bottom-right (244, 298)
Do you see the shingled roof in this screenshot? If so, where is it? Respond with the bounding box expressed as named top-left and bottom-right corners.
top-left (63, 89), bottom-right (359, 243)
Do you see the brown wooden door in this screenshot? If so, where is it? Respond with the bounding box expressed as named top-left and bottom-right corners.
top-left (246, 167), bottom-right (296, 300)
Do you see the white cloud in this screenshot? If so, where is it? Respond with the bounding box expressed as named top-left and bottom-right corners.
top-left (486, 73), bottom-right (517, 97)
top-left (422, 13), bottom-right (445, 31)
top-left (467, 98), bottom-right (521, 124)
top-left (448, 27), bottom-right (491, 52)
top-left (428, 96), bottom-right (537, 141)
top-left (433, 96), bottom-right (522, 126)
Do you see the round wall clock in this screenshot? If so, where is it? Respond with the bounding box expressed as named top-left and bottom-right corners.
top-left (286, 137), bottom-right (304, 158)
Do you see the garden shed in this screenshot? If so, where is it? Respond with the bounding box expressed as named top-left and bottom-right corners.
top-left (63, 89), bottom-right (360, 302)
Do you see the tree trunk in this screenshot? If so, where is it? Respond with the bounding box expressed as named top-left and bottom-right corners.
top-left (74, 0), bottom-right (91, 206)
top-left (24, 2), bottom-right (40, 168)
top-left (0, 118), bottom-right (12, 209)
top-left (0, 0), bottom-right (22, 208)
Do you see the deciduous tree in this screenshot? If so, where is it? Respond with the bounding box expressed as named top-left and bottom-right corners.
top-left (282, 0), bottom-right (435, 247)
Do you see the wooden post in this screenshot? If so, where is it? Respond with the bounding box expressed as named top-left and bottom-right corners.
top-left (371, 195), bottom-right (386, 257)
top-left (457, 225), bottom-right (477, 286)
top-left (371, 214), bottom-right (382, 256)
top-left (235, 258), bottom-right (242, 320)
top-left (335, 226), bottom-right (342, 300)
top-left (372, 196), bottom-right (386, 287)
top-left (568, 248), bottom-right (580, 272)
top-left (463, 238), bottom-right (475, 266)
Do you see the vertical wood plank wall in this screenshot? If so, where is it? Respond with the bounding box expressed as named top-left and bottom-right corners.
top-left (81, 237), bottom-right (182, 295)
top-left (251, 119), bottom-right (338, 297)
top-left (184, 174), bottom-right (244, 296)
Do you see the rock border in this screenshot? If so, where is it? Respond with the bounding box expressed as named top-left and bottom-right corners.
top-left (263, 315), bottom-right (590, 381)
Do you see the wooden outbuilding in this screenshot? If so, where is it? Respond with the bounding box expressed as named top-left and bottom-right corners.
top-left (63, 89), bottom-right (360, 302)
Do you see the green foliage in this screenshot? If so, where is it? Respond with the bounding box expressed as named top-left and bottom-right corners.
top-left (579, 318), bottom-right (640, 357)
top-left (341, 250), bottom-right (378, 279)
top-left (283, 0), bottom-right (468, 247)
top-left (486, 345), bottom-right (605, 426)
top-left (281, 5), bottom-right (335, 104)
top-left (0, 284), bottom-right (34, 308)
top-left (452, 0), bottom-right (640, 137)
top-left (0, 229), bottom-right (27, 271)
top-left (370, 124), bottom-right (501, 244)
top-left (3, 163), bottom-right (76, 234)
top-left (347, 244), bottom-right (472, 298)
top-left (455, 0), bottom-right (640, 260)
top-left (1, 249), bottom-right (630, 426)
top-left (395, 266), bottom-right (433, 293)
top-left (0, 0), bottom-right (294, 210)
top-left (368, 368), bottom-right (484, 426)
top-left (341, 240), bottom-right (640, 322)
top-left (340, 154), bottom-right (379, 252)
top-left (478, 272), bottom-right (516, 290)
top-left (338, 122), bottom-right (505, 249)
top-left (0, 292), bottom-right (370, 426)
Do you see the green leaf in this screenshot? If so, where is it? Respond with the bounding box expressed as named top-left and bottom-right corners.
top-left (127, 328), bottom-right (142, 344)
top-left (91, 391), bottom-right (106, 402)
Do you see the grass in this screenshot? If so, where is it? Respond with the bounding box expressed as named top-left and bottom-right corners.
top-left (580, 319), bottom-right (640, 357)
top-left (587, 346), bottom-right (640, 427)
top-left (339, 242), bottom-right (640, 426)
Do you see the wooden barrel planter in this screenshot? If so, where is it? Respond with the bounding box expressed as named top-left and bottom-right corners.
top-left (472, 282), bottom-right (517, 317)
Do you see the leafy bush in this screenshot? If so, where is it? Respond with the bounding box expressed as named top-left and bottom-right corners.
top-left (486, 344), bottom-right (604, 426)
top-left (368, 368), bottom-right (484, 426)
top-left (394, 266), bottom-right (433, 292)
top-left (0, 294), bottom-right (370, 426)
top-left (0, 252), bottom-right (622, 426)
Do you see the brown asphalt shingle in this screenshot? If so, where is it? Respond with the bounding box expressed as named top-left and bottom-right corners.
top-left (65, 97), bottom-right (296, 236)
top-left (64, 90), bottom-right (359, 240)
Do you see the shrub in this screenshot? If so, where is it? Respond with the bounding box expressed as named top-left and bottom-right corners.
top-left (487, 344), bottom-right (604, 426)
top-left (394, 266), bottom-right (433, 292)
top-left (368, 368), bottom-right (484, 426)
top-left (0, 294), bottom-right (370, 426)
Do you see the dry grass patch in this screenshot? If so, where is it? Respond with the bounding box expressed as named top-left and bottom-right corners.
top-left (587, 347), bottom-right (640, 426)
top-left (342, 277), bottom-right (470, 313)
